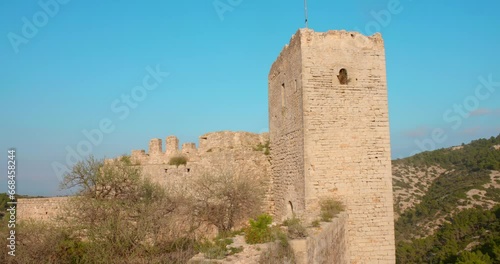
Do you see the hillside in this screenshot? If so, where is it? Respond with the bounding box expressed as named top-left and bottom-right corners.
top-left (393, 134), bottom-right (500, 263)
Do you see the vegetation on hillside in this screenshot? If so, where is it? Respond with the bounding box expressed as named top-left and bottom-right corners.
top-left (397, 206), bottom-right (500, 263)
top-left (394, 135), bottom-right (500, 170)
top-left (395, 134), bottom-right (500, 263)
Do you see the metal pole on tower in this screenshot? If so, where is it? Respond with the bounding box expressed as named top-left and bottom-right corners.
top-left (304, 0), bottom-right (309, 28)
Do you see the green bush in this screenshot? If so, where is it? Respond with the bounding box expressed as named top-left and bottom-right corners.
top-left (320, 198), bottom-right (344, 222)
top-left (55, 238), bottom-right (89, 263)
top-left (253, 141), bottom-right (270, 155)
top-left (119, 155), bottom-right (132, 165)
top-left (457, 251), bottom-right (493, 264)
top-left (168, 155), bottom-right (188, 167)
top-left (245, 214), bottom-right (274, 244)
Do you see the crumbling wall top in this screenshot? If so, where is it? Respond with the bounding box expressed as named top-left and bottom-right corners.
top-left (198, 131), bottom-right (268, 153)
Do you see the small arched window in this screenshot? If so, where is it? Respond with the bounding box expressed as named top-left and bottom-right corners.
top-left (281, 83), bottom-right (286, 108)
top-left (287, 201), bottom-right (294, 218)
top-left (337, 68), bottom-right (348, 85)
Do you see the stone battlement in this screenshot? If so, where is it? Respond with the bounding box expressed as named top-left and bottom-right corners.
top-left (130, 131), bottom-right (269, 165)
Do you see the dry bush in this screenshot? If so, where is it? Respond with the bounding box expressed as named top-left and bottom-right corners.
top-left (190, 166), bottom-right (265, 234)
top-left (319, 198), bottom-right (345, 222)
top-left (60, 156), bottom-right (144, 200)
top-left (56, 156), bottom-right (200, 263)
top-left (168, 155), bottom-right (188, 167)
top-left (0, 219), bottom-right (83, 264)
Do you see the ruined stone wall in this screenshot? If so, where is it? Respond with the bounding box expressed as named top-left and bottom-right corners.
top-left (17, 197), bottom-right (69, 222)
top-left (198, 131), bottom-right (266, 153)
top-left (131, 136), bottom-right (194, 165)
top-left (268, 31), bottom-right (306, 221)
top-left (269, 29), bottom-right (395, 263)
top-left (290, 212), bottom-right (349, 264)
top-left (306, 213), bottom-right (349, 264)
top-left (18, 132), bottom-right (271, 223)
top-left (137, 132), bottom-right (272, 212)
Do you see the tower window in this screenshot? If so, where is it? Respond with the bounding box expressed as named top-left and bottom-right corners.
top-left (281, 83), bottom-right (285, 107)
top-left (337, 68), bottom-right (349, 85)
top-left (287, 201), bottom-right (294, 218)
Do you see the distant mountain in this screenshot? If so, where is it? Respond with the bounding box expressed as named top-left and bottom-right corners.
top-left (393, 134), bottom-right (500, 263)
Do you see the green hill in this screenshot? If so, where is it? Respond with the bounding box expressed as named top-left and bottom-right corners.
top-left (393, 134), bottom-right (500, 263)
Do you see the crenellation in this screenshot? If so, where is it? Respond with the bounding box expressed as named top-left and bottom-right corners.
top-left (166, 136), bottom-right (179, 157)
top-left (181, 143), bottom-right (197, 155)
top-left (131, 149), bottom-right (147, 164)
top-left (198, 131), bottom-right (264, 153)
top-left (149, 138), bottom-right (163, 155)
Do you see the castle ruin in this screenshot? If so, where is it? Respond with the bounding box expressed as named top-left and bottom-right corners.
top-left (17, 28), bottom-right (395, 263)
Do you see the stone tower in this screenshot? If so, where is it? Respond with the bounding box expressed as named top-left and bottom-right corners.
top-left (268, 29), bottom-right (395, 263)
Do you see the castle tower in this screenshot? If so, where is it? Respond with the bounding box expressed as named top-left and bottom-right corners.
top-left (268, 29), bottom-right (395, 263)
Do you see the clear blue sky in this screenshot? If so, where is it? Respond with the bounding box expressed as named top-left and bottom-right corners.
top-left (1, 0), bottom-right (499, 196)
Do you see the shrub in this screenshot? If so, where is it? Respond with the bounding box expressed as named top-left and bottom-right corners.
top-left (192, 168), bottom-right (263, 233)
top-left (320, 198), bottom-right (345, 222)
top-left (119, 155), bottom-right (132, 165)
top-left (56, 156), bottom-right (198, 263)
top-left (311, 219), bottom-right (320, 228)
top-left (245, 214), bottom-right (274, 244)
top-left (168, 155), bottom-right (188, 167)
top-left (197, 237), bottom-right (242, 259)
top-left (253, 141), bottom-right (270, 155)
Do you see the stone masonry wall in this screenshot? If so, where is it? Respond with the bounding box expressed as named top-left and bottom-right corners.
top-left (268, 31), bottom-right (306, 221)
top-left (137, 131), bottom-right (272, 212)
top-left (301, 29), bottom-right (395, 263)
top-left (305, 212), bottom-right (349, 264)
top-left (17, 197), bottom-right (69, 222)
top-left (290, 212), bottom-right (349, 264)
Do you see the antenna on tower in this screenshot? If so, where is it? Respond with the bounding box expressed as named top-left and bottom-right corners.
top-left (304, 0), bottom-right (309, 28)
